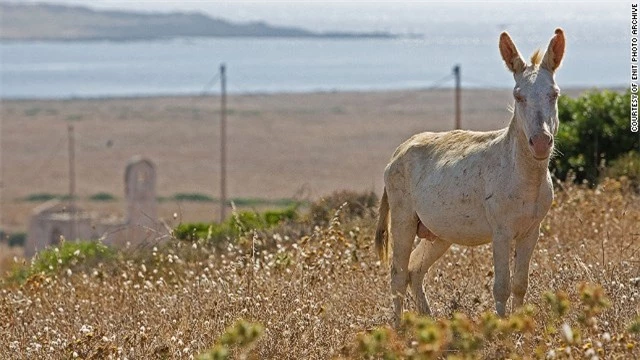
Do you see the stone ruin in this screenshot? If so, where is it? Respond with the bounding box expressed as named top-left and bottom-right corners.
top-left (25, 156), bottom-right (160, 257)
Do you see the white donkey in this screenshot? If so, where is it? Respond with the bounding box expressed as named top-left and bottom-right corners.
top-left (375, 29), bottom-right (565, 324)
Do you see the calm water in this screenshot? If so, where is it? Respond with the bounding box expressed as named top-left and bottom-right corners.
top-left (0, 37), bottom-right (628, 99)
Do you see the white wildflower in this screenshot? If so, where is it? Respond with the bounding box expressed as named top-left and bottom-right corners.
top-left (560, 323), bottom-right (573, 344)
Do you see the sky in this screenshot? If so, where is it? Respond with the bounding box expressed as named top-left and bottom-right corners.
top-left (8, 0), bottom-right (629, 44)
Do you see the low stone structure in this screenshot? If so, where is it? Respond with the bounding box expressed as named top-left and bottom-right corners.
top-left (25, 157), bottom-right (159, 257)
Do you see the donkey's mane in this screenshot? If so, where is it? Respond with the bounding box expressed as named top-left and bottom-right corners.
top-left (530, 49), bottom-right (543, 66)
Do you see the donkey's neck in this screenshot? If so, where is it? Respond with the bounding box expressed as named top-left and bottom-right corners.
top-left (502, 114), bottom-right (550, 185)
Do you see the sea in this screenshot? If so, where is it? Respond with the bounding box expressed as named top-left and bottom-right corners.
top-left (0, 37), bottom-right (628, 99)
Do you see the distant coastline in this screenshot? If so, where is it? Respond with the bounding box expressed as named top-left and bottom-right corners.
top-left (0, 3), bottom-right (410, 42)
top-left (0, 33), bottom-right (407, 43)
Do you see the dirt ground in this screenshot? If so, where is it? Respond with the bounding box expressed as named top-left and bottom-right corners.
top-left (0, 88), bottom-right (587, 234)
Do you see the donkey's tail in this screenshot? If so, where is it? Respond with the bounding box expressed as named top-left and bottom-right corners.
top-left (375, 187), bottom-right (390, 262)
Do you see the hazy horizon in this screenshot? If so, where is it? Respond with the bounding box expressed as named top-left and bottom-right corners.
top-left (2, 1), bottom-right (628, 45)
top-left (1, 1), bottom-right (631, 97)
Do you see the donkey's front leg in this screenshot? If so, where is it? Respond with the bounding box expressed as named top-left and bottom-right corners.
top-left (512, 228), bottom-right (540, 310)
top-left (492, 231), bottom-right (513, 317)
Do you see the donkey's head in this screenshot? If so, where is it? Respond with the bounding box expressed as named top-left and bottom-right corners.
top-left (499, 28), bottom-right (565, 160)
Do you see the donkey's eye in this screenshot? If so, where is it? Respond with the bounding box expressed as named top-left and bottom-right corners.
top-left (513, 88), bottom-right (525, 103)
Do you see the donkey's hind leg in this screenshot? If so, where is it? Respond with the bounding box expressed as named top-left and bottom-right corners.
top-left (388, 203), bottom-right (419, 327)
top-left (409, 236), bottom-right (450, 315)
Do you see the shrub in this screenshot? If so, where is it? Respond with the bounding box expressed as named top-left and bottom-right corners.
top-left (23, 193), bottom-right (72, 202)
top-left (173, 222), bottom-right (213, 242)
top-left (7, 232), bottom-right (26, 247)
top-left (173, 207), bottom-right (298, 242)
top-left (552, 89), bottom-right (635, 186)
top-left (309, 190), bottom-right (378, 224)
top-left (23, 192), bottom-right (59, 202)
top-left (10, 240), bottom-right (114, 282)
top-left (34, 241), bottom-right (113, 273)
top-left (263, 207), bottom-right (298, 226)
top-left (89, 192), bottom-right (116, 201)
top-left (0, 230), bottom-right (23, 247)
top-left (173, 192), bottom-right (215, 202)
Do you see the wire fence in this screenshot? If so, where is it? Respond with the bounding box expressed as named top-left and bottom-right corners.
top-left (462, 74), bottom-right (510, 90)
top-left (200, 72), bottom-right (221, 96)
top-left (197, 65), bottom-right (509, 97)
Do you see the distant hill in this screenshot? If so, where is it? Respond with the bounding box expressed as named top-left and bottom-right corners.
top-left (0, 3), bottom-right (397, 41)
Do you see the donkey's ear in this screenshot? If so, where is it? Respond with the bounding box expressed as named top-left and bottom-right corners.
top-left (541, 28), bottom-right (565, 72)
top-left (499, 31), bottom-right (526, 74)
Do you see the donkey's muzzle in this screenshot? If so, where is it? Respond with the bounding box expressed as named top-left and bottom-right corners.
top-left (528, 132), bottom-right (553, 160)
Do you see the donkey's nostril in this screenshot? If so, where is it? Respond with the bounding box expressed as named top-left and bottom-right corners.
top-left (529, 133), bottom-right (554, 159)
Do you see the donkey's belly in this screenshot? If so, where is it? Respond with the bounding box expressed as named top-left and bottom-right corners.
top-left (415, 195), bottom-right (493, 246)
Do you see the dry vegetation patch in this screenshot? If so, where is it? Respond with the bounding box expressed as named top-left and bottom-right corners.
top-left (1, 182), bottom-right (639, 359)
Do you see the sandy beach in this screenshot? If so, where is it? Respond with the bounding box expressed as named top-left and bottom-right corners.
top-left (1, 88), bottom-right (588, 233)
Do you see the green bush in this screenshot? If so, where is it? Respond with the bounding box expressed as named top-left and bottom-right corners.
top-left (263, 207), bottom-right (298, 226)
top-left (89, 192), bottom-right (116, 201)
top-left (552, 89), bottom-right (636, 186)
top-left (10, 240), bottom-right (114, 282)
top-left (23, 193), bottom-right (59, 202)
top-left (174, 222), bottom-right (214, 241)
top-left (173, 207), bottom-right (298, 242)
top-left (173, 193), bottom-right (215, 202)
top-left (8, 232), bottom-right (26, 247)
top-left (23, 193), bottom-right (72, 202)
top-left (33, 241), bottom-right (113, 274)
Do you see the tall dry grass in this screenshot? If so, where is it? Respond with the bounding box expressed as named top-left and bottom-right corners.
top-left (1, 179), bottom-right (638, 359)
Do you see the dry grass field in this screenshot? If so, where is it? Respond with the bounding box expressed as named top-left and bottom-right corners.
top-left (2, 88), bottom-right (637, 358)
top-left (1, 88), bottom-right (587, 235)
top-left (0, 179), bottom-right (638, 359)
